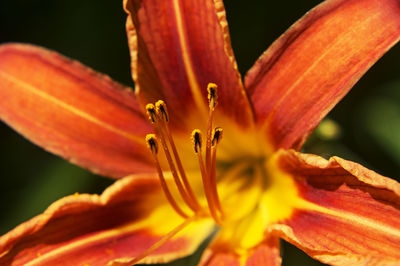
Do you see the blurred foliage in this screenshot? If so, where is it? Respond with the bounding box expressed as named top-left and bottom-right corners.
top-left (1, 0), bottom-right (400, 265)
top-left (353, 81), bottom-right (400, 175)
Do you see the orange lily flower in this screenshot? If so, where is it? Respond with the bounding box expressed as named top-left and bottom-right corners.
top-left (1, 0), bottom-right (400, 265)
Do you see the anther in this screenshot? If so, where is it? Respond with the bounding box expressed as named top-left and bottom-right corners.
top-left (191, 130), bottom-right (202, 153)
top-left (207, 83), bottom-right (218, 110)
top-left (145, 134), bottom-right (158, 154)
top-left (155, 100), bottom-right (169, 122)
top-left (146, 103), bottom-right (157, 123)
top-left (212, 127), bottom-right (223, 146)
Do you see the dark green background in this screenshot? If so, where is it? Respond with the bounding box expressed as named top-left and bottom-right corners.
top-left (1, 1), bottom-right (400, 265)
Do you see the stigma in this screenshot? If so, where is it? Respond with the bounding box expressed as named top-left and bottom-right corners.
top-left (145, 83), bottom-right (224, 225)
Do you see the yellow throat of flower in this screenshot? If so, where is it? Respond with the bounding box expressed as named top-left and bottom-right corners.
top-left (143, 83), bottom-right (299, 229)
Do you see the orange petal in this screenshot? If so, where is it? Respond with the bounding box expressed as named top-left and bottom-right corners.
top-left (0, 43), bottom-right (154, 178)
top-left (0, 175), bottom-right (214, 265)
top-left (245, 0), bottom-right (400, 150)
top-left (271, 150), bottom-right (400, 265)
top-left (123, 0), bottom-right (253, 131)
top-left (200, 236), bottom-right (281, 266)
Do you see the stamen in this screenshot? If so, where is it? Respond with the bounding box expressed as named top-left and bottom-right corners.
top-left (158, 133), bottom-right (197, 212)
top-left (145, 134), bottom-right (188, 219)
top-left (146, 101), bottom-right (198, 212)
top-left (192, 130), bottom-right (223, 225)
top-left (205, 83), bottom-right (218, 174)
top-left (156, 100), bottom-right (201, 211)
top-left (210, 127), bottom-right (224, 214)
top-left (212, 127), bottom-right (223, 146)
top-left (130, 216), bottom-right (196, 264)
top-left (144, 87), bottom-right (225, 229)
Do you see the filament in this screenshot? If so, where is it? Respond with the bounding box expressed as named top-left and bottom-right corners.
top-left (210, 128), bottom-right (224, 214)
top-left (130, 216), bottom-right (196, 264)
top-left (146, 134), bottom-right (188, 219)
top-left (192, 130), bottom-right (223, 225)
top-left (146, 104), bottom-right (198, 212)
top-left (156, 101), bottom-right (201, 211)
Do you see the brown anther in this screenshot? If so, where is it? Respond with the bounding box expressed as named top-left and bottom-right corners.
top-left (145, 134), bottom-right (158, 154)
top-left (191, 130), bottom-right (202, 153)
top-left (145, 104), bottom-right (157, 123)
top-left (144, 91), bottom-right (225, 227)
top-left (207, 83), bottom-right (218, 110)
top-left (212, 127), bottom-right (223, 146)
top-left (155, 100), bottom-right (169, 122)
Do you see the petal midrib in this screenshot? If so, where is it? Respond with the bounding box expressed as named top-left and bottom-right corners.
top-left (263, 10), bottom-right (382, 125)
top-left (296, 198), bottom-right (400, 238)
top-left (171, 0), bottom-right (207, 118)
top-left (0, 70), bottom-right (144, 144)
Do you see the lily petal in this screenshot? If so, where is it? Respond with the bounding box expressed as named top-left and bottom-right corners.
top-left (0, 43), bottom-right (154, 178)
top-left (123, 0), bottom-right (254, 131)
top-left (245, 0), bottom-right (400, 150)
top-left (0, 175), bottom-right (214, 265)
top-left (200, 235), bottom-right (281, 266)
top-left (270, 150), bottom-right (400, 265)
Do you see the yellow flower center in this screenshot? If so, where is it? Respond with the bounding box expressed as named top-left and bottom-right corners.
top-left (143, 83), bottom-right (299, 237)
top-left (144, 83), bottom-right (228, 224)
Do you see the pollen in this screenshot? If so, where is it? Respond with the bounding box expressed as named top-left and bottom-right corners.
top-left (207, 83), bottom-right (218, 110)
top-left (145, 103), bottom-right (157, 123)
top-left (145, 134), bottom-right (158, 154)
top-left (191, 129), bottom-right (202, 153)
top-left (212, 127), bottom-right (223, 146)
top-left (155, 100), bottom-right (169, 122)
